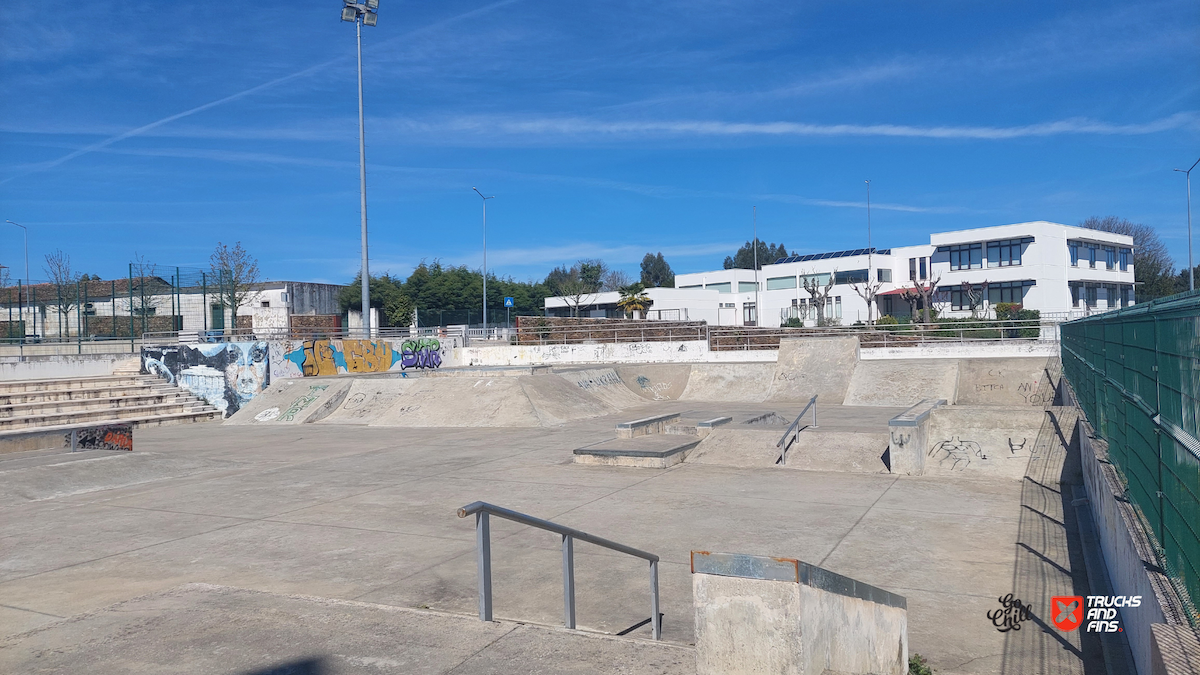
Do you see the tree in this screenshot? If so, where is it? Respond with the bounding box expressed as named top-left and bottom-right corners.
top-left (851, 274), bottom-right (884, 323)
top-left (723, 241), bottom-right (791, 270)
top-left (1176, 264), bottom-right (1199, 294)
top-left (545, 260), bottom-right (605, 317)
top-left (1080, 216), bottom-right (1176, 302)
top-left (209, 242), bottom-right (261, 332)
top-left (129, 252), bottom-right (161, 317)
top-left (340, 273), bottom-right (414, 327)
top-left (43, 249), bottom-right (81, 332)
top-left (0, 265), bottom-right (10, 287)
top-left (640, 252), bottom-right (675, 287)
top-left (616, 282), bottom-right (653, 319)
top-left (962, 280), bottom-right (988, 318)
top-left (602, 268), bottom-right (633, 292)
top-left (802, 270), bottom-right (836, 326)
top-left (901, 275), bottom-right (942, 324)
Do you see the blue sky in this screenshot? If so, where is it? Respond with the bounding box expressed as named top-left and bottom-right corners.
top-left (1, 0), bottom-right (1197, 285)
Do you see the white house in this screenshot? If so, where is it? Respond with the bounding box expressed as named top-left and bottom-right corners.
top-left (554, 221), bottom-right (1134, 327)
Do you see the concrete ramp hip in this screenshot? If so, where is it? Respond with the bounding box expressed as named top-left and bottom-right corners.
top-left (766, 337), bottom-right (859, 403)
top-left (224, 378), bottom-right (351, 425)
top-left (954, 357), bottom-right (1058, 407)
top-left (680, 363), bottom-right (775, 402)
top-left (844, 359), bottom-right (959, 407)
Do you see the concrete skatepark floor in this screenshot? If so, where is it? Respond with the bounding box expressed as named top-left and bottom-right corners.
top-left (0, 393), bottom-right (1109, 672)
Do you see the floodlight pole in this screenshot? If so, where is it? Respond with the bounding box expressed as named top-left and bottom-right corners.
top-left (865, 180), bottom-right (872, 323)
top-left (355, 16), bottom-right (372, 338)
top-left (4, 220), bottom-right (28, 289)
top-left (472, 188), bottom-right (495, 336)
top-left (1176, 158), bottom-right (1195, 293)
top-left (753, 206), bottom-right (759, 327)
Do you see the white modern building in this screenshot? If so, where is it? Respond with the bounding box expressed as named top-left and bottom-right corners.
top-left (544, 221), bottom-right (1135, 327)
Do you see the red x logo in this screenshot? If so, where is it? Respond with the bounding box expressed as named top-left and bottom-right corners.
top-left (1051, 596), bottom-right (1083, 631)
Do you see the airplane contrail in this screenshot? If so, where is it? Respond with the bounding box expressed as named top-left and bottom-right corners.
top-left (0, 0), bottom-right (523, 186)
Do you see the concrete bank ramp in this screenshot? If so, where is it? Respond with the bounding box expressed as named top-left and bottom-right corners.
top-left (679, 363), bottom-right (775, 402)
top-left (224, 378), bottom-right (351, 425)
top-left (844, 359), bottom-right (959, 407)
top-left (765, 337), bottom-right (858, 403)
top-left (366, 377), bottom-right (543, 427)
top-left (924, 405), bottom-right (1047, 479)
top-left (554, 368), bottom-right (647, 409)
top-left (689, 427), bottom-right (890, 473)
top-left (317, 378), bottom-right (420, 425)
top-left (615, 364), bottom-right (693, 400)
top-left (954, 357), bottom-right (1058, 407)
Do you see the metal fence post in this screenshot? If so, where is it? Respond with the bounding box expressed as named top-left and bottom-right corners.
top-left (476, 511), bottom-right (493, 621)
top-left (650, 559), bottom-right (661, 640)
top-left (562, 534), bottom-right (576, 629)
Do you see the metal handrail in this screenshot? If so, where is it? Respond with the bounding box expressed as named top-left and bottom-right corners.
top-left (457, 501), bottom-right (661, 640)
top-left (776, 395), bottom-right (818, 466)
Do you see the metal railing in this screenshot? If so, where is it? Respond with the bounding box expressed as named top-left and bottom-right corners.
top-left (710, 318), bottom-right (1057, 351)
top-left (140, 325), bottom-right (467, 345)
top-left (776, 395), bottom-right (817, 465)
top-left (457, 501), bottom-right (661, 639)
top-left (513, 318), bottom-right (707, 347)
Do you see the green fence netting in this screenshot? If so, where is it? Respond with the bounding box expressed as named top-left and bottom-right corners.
top-left (1061, 289), bottom-right (1200, 625)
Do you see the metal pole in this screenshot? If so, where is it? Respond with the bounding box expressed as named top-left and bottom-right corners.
top-left (1176, 158), bottom-right (1195, 290)
top-left (865, 179), bottom-right (873, 323)
top-left (5, 221), bottom-right (28, 293)
top-left (752, 206), bottom-right (760, 326)
top-left (650, 559), bottom-right (661, 640)
top-left (356, 16), bottom-right (371, 339)
top-left (562, 535), bottom-right (576, 629)
top-left (476, 511), bottom-right (493, 621)
top-left (473, 188), bottom-right (494, 336)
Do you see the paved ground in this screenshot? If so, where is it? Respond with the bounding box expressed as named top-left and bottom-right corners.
top-left (0, 399), bottom-right (1107, 674)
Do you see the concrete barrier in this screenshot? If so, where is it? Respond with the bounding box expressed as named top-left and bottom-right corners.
top-left (0, 354), bottom-right (137, 381)
top-left (616, 413), bottom-right (681, 439)
top-left (886, 398), bottom-right (945, 475)
top-left (691, 551), bottom-right (907, 675)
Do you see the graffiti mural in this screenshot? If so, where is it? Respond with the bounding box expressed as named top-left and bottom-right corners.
top-left (400, 338), bottom-right (442, 370)
top-left (142, 342), bottom-right (269, 417)
top-left (69, 424), bottom-right (133, 451)
top-left (928, 436), bottom-right (984, 470)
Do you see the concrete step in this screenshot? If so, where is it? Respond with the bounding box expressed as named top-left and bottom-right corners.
top-left (0, 374), bottom-right (160, 394)
top-left (0, 409), bottom-right (223, 438)
top-left (0, 392), bottom-right (198, 418)
top-left (0, 401), bottom-right (217, 431)
top-left (0, 384), bottom-right (175, 405)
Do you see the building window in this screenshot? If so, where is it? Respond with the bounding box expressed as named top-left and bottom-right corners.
top-left (877, 268), bottom-right (891, 283)
top-left (987, 281), bottom-right (1032, 305)
top-left (1121, 285), bottom-right (1132, 306)
top-left (743, 302), bottom-right (757, 326)
top-left (1104, 246), bottom-right (1116, 270)
top-left (738, 281), bottom-right (760, 293)
top-left (679, 284), bottom-right (702, 289)
top-left (83, 302), bottom-right (96, 317)
top-left (261, 301), bottom-right (270, 308)
top-left (1069, 241), bottom-right (1081, 266)
top-left (834, 269), bottom-right (869, 285)
top-left (1088, 247), bottom-right (1097, 269)
top-left (833, 296), bottom-right (842, 319)
top-left (766, 276), bottom-right (796, 290)
top-left (706, 282), bottom-right (731, 294)
top-left (909, 258), bottom-right (917, 281)
top-left (800, 273), bottom-right (831, 288)
top-left (946, 244), bottom-right (982, 271)
top-left (986, 239), bottom-right (1027, 267)
top-left (919, 257), bottom-right (928, 279)
top-left (1085, 285), bottom-right (1098, 307)
top-left (1119, 249), bottom-right (1131, 271)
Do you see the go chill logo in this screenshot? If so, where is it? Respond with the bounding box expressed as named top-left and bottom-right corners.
top-left (1051, 595), bottom-right (1140, 633)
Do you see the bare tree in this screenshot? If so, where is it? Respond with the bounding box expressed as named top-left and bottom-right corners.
top-left (210, 242), bottom-right (262, 331)
top-left (962, 280), bottom-right (988, 318)
top-left (129, 252), bottom-right (161, 317)
top-left (851, 273), bottom-right (883, 324)
top-left (43, 249), bottom-right (81, 332)
top-left (601, 268), bottom-right (633, 292)
top-left (0, 265), bottom-right (10, 287)
top-left (802, 270), bottom-right (837, 326)
top-left (909, 275), bottom-right (942, 324)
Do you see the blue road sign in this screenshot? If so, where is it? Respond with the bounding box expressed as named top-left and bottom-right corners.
top-left (503, 297), bottom-right (514, 307)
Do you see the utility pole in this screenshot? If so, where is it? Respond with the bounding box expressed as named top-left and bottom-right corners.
top-left (1175, 157), bottom-right (1199, 291)
top-left (473, 187), bottom-right (495, 335)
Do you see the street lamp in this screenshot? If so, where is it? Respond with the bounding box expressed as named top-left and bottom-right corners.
top-left (1175, 157), bottom-right (1199, 292)
top-left (4, 220), bottom-right (28, 288)
top-left (864, 180), bottom-right (872, 322)
top-left (340, 1), bottom-right (380, 337)
top-left (472, 187), bottom-right (495, 335)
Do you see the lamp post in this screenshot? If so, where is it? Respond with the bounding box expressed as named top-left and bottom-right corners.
top-left (864, 180), bottom-right (872, 322)
top-left (5, 220), bottom-right (28, 288)
top-left (341, 1), bottom-right (379, 337)
top-left (1176, 158), bottom-right (1195, 293)
top-left (752, 206), bottom-right (759, 327)
top-left (472, 188), bottom-right (495, 335)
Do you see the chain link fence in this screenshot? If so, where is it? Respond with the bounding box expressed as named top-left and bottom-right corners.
top-left (1060, 289), bottom-right (1200, 625)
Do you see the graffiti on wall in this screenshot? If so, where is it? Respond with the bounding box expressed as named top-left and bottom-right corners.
top-left (273, 338), bottom-right (444, 377)
top-left (400, 338), bottom-right (442, 370)
top-left (142, 342), bottom-right (269, 416)
top-left (69, 424), bottom-right (133, 451)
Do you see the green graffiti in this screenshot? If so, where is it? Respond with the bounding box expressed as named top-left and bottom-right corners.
top-left (401, 337), bottom-right (441, 353)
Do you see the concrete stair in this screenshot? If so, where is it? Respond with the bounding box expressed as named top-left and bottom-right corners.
top-left (0, 373), bottom-right (221, 434)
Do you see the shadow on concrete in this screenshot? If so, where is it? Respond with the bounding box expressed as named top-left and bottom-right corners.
top-left (242, 657), bottom-right (326, 674)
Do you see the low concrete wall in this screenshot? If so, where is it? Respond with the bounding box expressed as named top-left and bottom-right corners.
top-left (692, 551), bottom-right (906, 675)
top-left (0, 353), bottom-right (135, 381)
top-left (887, 398), bottom-right (945, 475)
top-left (1077, 417), bottom-right (1193, 675)
top-left (449, 340), bottom-right (777, 367)
top-left (860, 341), bottom-right (1058, 360)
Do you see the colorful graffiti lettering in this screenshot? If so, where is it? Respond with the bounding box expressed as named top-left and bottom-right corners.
top-left (299, 339), bottom-right (402, 376)
top-left (67, 424), bottom-right (133, 451)
top-left (279, 385), bottom-right (328, 422)
top-left (400, 338), bottom-right (442, 370)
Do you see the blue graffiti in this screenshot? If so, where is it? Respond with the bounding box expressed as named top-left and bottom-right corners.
top-left (400, 338), bottom-right (442, 370)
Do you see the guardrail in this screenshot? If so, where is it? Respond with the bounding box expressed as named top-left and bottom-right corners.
top-left (710, 318), bottom-right (1057, 351)
top-left (457, 501), bottom-right (661, 639)
top-left (140, 325), bottom-right (468, 345)
top-left (776, 395), bottom-right (817, 465)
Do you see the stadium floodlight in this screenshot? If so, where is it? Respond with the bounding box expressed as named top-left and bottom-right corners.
top-left (339, 1), bottom-right (381, 336)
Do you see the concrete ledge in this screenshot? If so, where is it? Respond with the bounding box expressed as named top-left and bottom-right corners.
top-left (691, 551), bottom-right (906, 610)
top-left (616, 412), bottom-right (681, 439)
top-left (888, 398), bottom-right (946, 427)
top-left (574, 435), bottom-right (701, 468)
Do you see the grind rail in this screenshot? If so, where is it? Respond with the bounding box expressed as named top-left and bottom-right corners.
top-left (776, 395), bottom-right (818, 466)
top-left (457, 501), bottom-right (661, 639)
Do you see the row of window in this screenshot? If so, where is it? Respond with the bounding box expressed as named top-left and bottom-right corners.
top-left (939, 237), bottom-right (1034, 271)
top-left (1068, 241), bottom-right (1131, 271)
top-left (1070, 283), bottom-right (1132, 308)
top-left (945, 281), bottom-right (1035, 311)
top-left (783, 296), bottom-right (843, 321)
